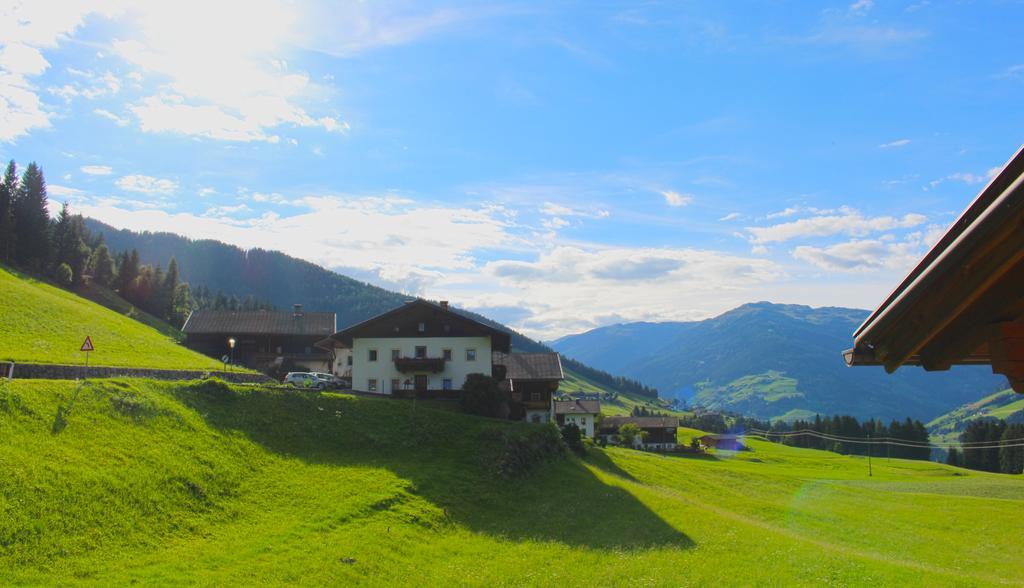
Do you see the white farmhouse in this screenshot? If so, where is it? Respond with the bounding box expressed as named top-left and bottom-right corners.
top-left (553, 399), bottom-right (600, 438)
top-left (318, 299), bottom-right (511, 396)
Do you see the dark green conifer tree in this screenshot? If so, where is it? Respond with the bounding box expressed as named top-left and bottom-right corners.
top-left (12, 162), bottom-right (50, 270)
top-left (0, 160), bottom-right (16, 262)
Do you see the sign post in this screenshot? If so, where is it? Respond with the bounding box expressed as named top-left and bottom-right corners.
top-left (80, 336), bottom-right (94, 379)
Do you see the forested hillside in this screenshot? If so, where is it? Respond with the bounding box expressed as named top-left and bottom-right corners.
top-left (552, 302), bottom-right (1005, 422)
top-left (85, 219), bottom-right (656, 398)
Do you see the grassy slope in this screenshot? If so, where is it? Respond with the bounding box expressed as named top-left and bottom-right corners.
top-left (74, 280), bottom-right (185, 341)
top-left (2, 378), bottom-right (1022, 586)
top-left (0, 265), bottom-right (220, 370)
top-left (561, 367), bottom-right (684, 417)
top-left (927, 388), bottom-right (1024, 445)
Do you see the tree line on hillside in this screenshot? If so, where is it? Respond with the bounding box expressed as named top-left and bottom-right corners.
top-left (0, 160), bottom-right (278, 328)
top-left (560, 356), bottom-right (658, 398)
top-left (765, 415), bottom-right (932, 460)
top-left (683, 410), bottom-right (934, 461)
top-left (948, 419), bottom-right (1024, 474)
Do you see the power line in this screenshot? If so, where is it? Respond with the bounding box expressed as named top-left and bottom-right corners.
top-left (744, 429), bottom-right (1024, 450)
top-left (746, 427), bottom-right (1024, 447)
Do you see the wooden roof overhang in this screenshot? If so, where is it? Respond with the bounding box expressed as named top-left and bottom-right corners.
top-left (844, 145), bottom-right (1024, 393)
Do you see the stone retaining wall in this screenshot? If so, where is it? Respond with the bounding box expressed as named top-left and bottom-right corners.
top-left (4, 362), bottom-right (272, 384)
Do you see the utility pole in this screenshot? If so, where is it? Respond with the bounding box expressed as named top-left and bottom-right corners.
top-left (868, 433), bottom-right (873, 477)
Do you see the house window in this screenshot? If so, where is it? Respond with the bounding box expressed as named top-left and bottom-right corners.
top-left (391, 349), bottom-right (400, 360)
top-left (415, 345), bottom-right (427, 359)
top-left (466, 348), bottom-right (477, 361)
top-left (442, 348), bottom-right (452, 361)
top-left (391, 378), bottom-right (400, 392)
top-left (368, 349), bottom-right (378, 362)
top-left (443, 378), bottom-right (452, 390)
top-left (418, 322), bottom-right (425, 332)
top-left (346, 355), bottom-right (353, 366)
top-left (531, 392), bottom-right (541, 402)
top-left (368, 379), bottom-right (378, 392)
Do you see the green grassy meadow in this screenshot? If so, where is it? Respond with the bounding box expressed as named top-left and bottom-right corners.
top-left (2, 378), bottom-right (1021, 586)
top-left (0, 265), bottom-right (220, 370)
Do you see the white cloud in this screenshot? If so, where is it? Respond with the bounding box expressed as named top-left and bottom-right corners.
top-left (0, 2), bottom-right (128, 141)
top-left (997, 64), bottom-right (1024, 80)
top-left (49, 70), bottom-right (121, 102)
top-left (48, 184), bottom-right (86, 199)
top-left (719, 212), bottom-right (741, 221)
top-left (110, 2), bottom-right (349, 141)
top-left (480, 245), bottom-right (784, 337)
top-left (93, 108), bottom-right (129, 126)
top-left (661, 190), bottom-right (693, 207)
top-left (540, 201), bottom-right (609, 219)
top-left (849, 0), bottom-right (874, 14)
top-left (927, 167), bottom-right (1000, 189)
top-left (879, 138), bottom-right (911, 149)
top-left (747, 207), bottom-right (927, 244)
top-left (128, 95), bottom-right (281, 142)
top-left (116, 174), bottom-right (178, 195)
top-left (793, 233), bottom-right (927, 273)
top-left (81, 165), bottom-right (113, 176)
top-left (71, 192), bottom-right (793, 339)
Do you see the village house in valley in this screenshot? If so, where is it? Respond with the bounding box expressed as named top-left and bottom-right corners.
top-left (495, 351), bottom-right (566, 423)
top-left (182, 305), bottom-right (336, 373)
top-left (553, 399), bottom-right (600, 437)
top-left (317, 300), bottom-right (565, 421)
top-left (597, 416), bottom-right (679, 451)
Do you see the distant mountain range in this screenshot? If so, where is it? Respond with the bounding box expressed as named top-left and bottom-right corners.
top-left (84, 218), bottom-right (656, 399)
top-left (551, 302), bottom-right (1007, 422)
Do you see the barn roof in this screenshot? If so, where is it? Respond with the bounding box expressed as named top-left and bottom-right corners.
top-left (844, 145), bottom-right (1024, 393)
top-left (182, 309), bottom-right (336, 337)
top-left (493, 352), bottom-right (564, 381)
top-left (553, 399), bottom-right (600, 415)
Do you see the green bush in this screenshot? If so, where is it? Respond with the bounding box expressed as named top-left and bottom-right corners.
top-left (54, 263), bottom-right (73, 286)
top-left (459, 373), bottom-right (508, 418)
top-left (481, 424), bottom-right (566, 478)
top-left (189, 377), bottom-right (235, 403)
top-left (618, 423), bottom-right (647, 446)
top-left (560, 423), bottom-right (585, 456)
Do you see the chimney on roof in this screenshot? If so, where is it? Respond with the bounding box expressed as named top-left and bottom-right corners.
top-left (440, 300), bottom-right (449, 310)
top-left (293, 304), bottom-right (303, 317)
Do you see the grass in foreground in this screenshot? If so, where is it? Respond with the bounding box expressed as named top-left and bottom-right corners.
top-left (0, 265), bottom-right (220, 370)
top-left (2, 378), bottom-right (1023, 586)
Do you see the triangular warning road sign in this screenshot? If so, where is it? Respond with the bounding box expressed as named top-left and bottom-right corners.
top-left (80, 336), bottom-right (95, 352)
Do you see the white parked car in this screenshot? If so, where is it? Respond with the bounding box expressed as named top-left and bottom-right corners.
top-left (312, 372), bottom-right (343, 389)
top-left (284, 372), bottom-right (324, 389)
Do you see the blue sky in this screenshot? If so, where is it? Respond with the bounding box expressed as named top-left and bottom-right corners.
top-left (1, 0), bottom-right (1022, 339)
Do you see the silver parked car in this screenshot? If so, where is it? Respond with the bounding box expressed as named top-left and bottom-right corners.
top-left (284, 372), bottom-right (324, 389)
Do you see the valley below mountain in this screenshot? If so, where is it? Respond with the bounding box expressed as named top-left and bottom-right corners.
top-left (552, 302), bottom-right (1007, 422)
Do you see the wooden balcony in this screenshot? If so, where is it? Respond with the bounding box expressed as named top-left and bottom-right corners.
top-left (394, 357), bottom-right (446, 373)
